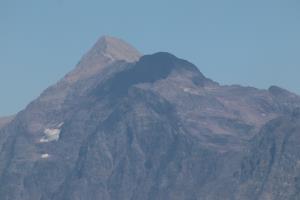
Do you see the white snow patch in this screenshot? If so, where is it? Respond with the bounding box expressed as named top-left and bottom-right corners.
top-left (183, 88), bottom-right (191, 92)
top-left (39, 128), bottom-right (61, 143)
top-left (41, 153), bottom-right (49, 159)
top-left (57, 122), bottom-right (64, 128)
top-left (40, 128), bottom-right (62, 143)
top-left (182, 87), bottom-right (199, 95)
top-left (261, 113), bottom-right (267, 117)
top-left (39, 122), bottom-right (64, 143)
top-left (103, 52), bottom-right (114, 60)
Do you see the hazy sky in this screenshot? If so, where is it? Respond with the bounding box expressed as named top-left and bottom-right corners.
top-left (1, 0), bottom-right (300, 116)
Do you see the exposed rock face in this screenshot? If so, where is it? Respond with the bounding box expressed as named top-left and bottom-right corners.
top-left (65, 36), bottom-right (141, 83)
top-left (0, 116), bottom-right (14, 129)
top-left (238, 111), bottom-right (300, 200)
top-left (0, 36), bottom-right (300, 200)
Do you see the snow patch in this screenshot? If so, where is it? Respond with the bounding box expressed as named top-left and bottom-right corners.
top-left (103, 52), bottom-right (114, 60)
top-left (39, 122), bottom-right (63, 143)
top-left (57, 122), bottom-right (64, 128)
top-left (182, 87), bottom-right (200, 95)
top-left (41, 153), bottom-right (49, 159)
top-left (183, 88), bottom-right (190, 92)
top-left (40, 128), bottom-right (60, 143)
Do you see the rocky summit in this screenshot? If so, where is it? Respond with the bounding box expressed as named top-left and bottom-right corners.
top-left (0, 36), bottom-right (300, 200)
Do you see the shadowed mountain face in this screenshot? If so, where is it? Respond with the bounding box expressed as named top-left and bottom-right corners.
top-left (0, 36), bottom-right (300, 200)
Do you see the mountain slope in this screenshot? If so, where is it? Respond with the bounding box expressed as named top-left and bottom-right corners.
top-left (0, 116), bottom-right (14, 129)
top-left (239, 109), bottom-right (300, 200)
top-left (0, 36), bottom-right (299, 200)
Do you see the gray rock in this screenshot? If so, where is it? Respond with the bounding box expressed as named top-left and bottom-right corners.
top-left (0, 116), bottom-right (14, 129)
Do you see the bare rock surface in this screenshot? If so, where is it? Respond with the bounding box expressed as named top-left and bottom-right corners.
top-left (0, 115), bottom-right (14, 129)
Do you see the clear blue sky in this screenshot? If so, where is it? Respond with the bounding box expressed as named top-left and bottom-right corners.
top-left (1, 0), bottom-right (300, 116)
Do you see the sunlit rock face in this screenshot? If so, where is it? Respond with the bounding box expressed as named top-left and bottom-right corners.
top-left (65, 36), bottom-right (141, 83)
top-left (0, 116), bottom-right (14, 129)
top-left (0, 36), bottom-right (300, 200)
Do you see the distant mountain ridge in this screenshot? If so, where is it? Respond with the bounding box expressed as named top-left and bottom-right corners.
top-left (0, 36), bottom-right (299, 200)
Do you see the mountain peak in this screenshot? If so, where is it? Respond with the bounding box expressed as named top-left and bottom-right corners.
top-left (268, 85), bottom-right (297, 97)
top-left (92, 36), bottom-right (141, 62)
top-left (65, 35), bottom-right (141, 83)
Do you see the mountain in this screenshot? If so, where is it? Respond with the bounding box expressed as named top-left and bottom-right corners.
top-left (0, 36), bottom-right (300, 200)
top-left (0, 116), bottom-right (14, 129)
